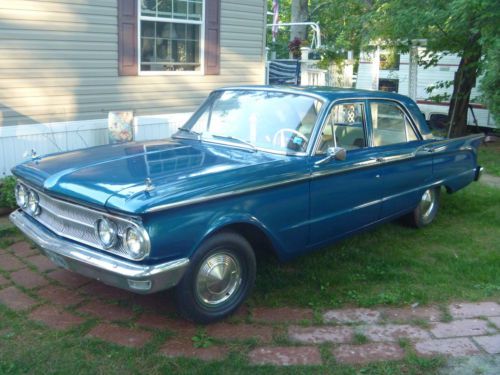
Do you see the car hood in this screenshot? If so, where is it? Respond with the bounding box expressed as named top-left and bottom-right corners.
top-left (12, 139), bottom-right (302, 214)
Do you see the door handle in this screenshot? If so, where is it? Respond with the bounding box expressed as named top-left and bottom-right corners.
top-left (376, 157), bottom-right (385, 163)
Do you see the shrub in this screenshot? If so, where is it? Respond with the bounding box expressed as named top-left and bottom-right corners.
top-left (0, 176), bottom-right (17, 209)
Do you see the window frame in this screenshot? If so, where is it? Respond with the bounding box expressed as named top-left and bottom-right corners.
top-left (313, 100), bottom-right (369, 155)
top-left (368, 100), bottom-right (421, 147)
top-left (137, 0), bottom-right (206, 76)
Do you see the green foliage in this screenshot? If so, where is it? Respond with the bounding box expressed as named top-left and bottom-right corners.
top-left (191, 330), bottom-right (214, 348)
top-left (480, 38), bottom-right (500, 123)
top-left (0, 176), bottom-right (16, 209)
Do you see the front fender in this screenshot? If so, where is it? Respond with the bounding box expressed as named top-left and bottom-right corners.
top-left (193, 212), bottom-right (287, 259)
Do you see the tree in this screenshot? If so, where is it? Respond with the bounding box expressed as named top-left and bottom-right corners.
top-left (365, 0), bottom-right (499, 137)
top-left (290, 0), bottom-right (309, 41)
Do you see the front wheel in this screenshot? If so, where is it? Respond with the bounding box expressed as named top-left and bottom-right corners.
top-left (405, 187), bottom-right (441, 228)
top-left (174, 231), bottom-right (256, 324)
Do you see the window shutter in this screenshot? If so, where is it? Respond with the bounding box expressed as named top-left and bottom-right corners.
top-left (204, 0), bottom-right (221, 75)
top-left (118, 0), bottom-right (138, 76)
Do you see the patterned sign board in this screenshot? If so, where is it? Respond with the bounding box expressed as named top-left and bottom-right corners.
top-left (108, 111), bottom-right (134, 144)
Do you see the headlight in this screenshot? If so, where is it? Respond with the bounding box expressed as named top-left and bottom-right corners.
top-left (27, 190), bottom-right (40, 216)
top-left (125, 226), bottom-right (149, 259)
top-left (94, 218), bottom-right (117, 249)
top-left (15, 183), bottom-right (28, 208)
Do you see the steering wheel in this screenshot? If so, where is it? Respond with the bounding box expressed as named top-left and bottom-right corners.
top-left (272, 128), bottom-right (308, 149)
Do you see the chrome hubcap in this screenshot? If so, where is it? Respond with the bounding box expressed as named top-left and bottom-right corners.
top-left (195, 251), bottom-right (242, 306)
top-left (420, 189), bottom-right (436, 220)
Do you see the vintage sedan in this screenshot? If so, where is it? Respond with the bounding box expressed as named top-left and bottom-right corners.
top-left (10, 87), bottom-right (483, 323)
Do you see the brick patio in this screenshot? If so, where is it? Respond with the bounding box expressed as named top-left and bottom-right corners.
top-left (1, 240), bottom-right (500, 366)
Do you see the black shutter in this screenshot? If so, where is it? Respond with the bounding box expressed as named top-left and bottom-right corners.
top-left (204, 0), bottom-right (221, 75)
top-left (118, 0), bottom-right (138, 76)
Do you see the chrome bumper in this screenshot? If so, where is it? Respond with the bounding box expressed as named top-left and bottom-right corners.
top-left (9, 210), bottom-right (189, 294)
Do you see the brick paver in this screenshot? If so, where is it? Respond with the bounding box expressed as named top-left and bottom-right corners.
top-left (0, 253), bottom-right (25, 271)
top-left (87, 323), bottom-right (152, 348)
top-left (136, 312), bottom-right (172, 330)
top-left (78, 300), bottom-right (134, 321)
top-left (333, 343), bottom-right (405, 364)
top-left (323, 308), bottom-right (381, 324)
top-left (488, 316), bottom-right (500, 328)
top-left (415, 338), bottom-right (481, 357)
top-left (160, 337), bottom-right (228, 361)
top-left (207, 323), bottom-right (274, 343)
top-left (131, 291), bottom-right (177, 314)
top-left (29, 305), bottom-right (85, 330)
top-left (362, 324), bottom-right (431, 342)
top-left (381, 306), bottom-right (441, 322)
top-left (0, 274), bottom-right (10, 287)
top-left (47, 269), bottom-right (90, 288)
top-left (0, 286), bottom-right (37, 311)
top-left (449, 302), bottom-right (500, 319)
top-left (252, 307), bottom-right (313, 323)
top-left (288, 325), bottom-right (353, 344)
top-left (79, 281), bottom-right (132, 301)
top-left (9, 242), bottom-right (37, 257)
top-left (136, 315), bottom-right (197, 335)
top-left (10, 268), bottom-right (49, 289)
top-left (431, 319), bottom-right (496, 338)
top-left (473, 335), bottom-right (500, 354)
top-left (37, 285), bottom-right (85, 307)
top-left (26, 254), bottom-right (57, 272)
top-left (248, 346), bottom-right (322, 366)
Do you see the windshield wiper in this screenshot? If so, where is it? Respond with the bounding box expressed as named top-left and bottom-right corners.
top-left (209, 134), bottom-right (257, 151)
top-left (174, 127), bottom-right (202, 140)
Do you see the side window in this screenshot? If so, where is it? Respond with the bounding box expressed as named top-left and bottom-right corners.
top-left (316, 103), bottom-right (366, 154)
top-left (370, 102), bottom-right (418, 146)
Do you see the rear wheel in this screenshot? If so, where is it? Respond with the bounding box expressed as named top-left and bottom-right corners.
top-left (174, 231), bottom-right (256, 323)
top-left (406, 187), bottom-right (440, 228)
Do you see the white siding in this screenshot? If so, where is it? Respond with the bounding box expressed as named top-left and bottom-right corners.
top-left (0, 0), bottom-right (267, 127)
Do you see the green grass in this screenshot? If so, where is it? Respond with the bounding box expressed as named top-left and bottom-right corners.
top-left (1, 181), bottom-right (499, 374)
top-left (478, 141), bottom-right (500, 176)
top-left (252, 183), bottom-right (500, 308)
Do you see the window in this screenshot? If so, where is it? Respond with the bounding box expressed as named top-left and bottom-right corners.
top-left (139, 0), bottom-right (204, 72)
top-left (370, 102), bottom-right (418, 146)
top-left (378, 78), bottom-right (399, 93)
top-left (184, 90), bottom-right (323, 154)
top-left (317, 103), bottom-right (366, 154)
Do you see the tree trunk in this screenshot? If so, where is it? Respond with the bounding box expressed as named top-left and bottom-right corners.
top-left (290, 0), bottom-right (308, 41)
top-left (448, 33), bottom-right (482, 138)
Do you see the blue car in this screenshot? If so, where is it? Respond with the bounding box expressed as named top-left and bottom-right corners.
top-left (10, 87), bottom-right (483, 323)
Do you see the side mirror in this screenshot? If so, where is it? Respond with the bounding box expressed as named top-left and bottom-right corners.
top-left (327, 146), bottom-right (346, 161)
top-left (315, 146), bottom-right (346, 165)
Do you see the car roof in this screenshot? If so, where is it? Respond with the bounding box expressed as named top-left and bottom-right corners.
top-left (216, 85), bottom-right (414, 104)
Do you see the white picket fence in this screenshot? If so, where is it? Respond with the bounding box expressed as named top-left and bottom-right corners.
top-left (0, 112), bottom-right (192, 177)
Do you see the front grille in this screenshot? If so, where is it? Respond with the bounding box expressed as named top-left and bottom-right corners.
top-left (23, 185), bottom-right (138, 259)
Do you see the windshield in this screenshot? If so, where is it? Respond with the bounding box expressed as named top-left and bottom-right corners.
top-left (180, 90), bottom-right (323, 154)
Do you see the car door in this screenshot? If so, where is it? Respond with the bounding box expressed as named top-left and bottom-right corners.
top-left (309, 100), bottom-right (382, 246)
top-left (367, 100), bottom-right (433, 219)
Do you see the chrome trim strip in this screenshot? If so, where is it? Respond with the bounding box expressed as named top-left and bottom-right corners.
top-left (146, 174), bottom-right (312, 213)
top-left (147, 152), bottom-right (419, 213)
top-left (9, 210), bottom-right (189, 294)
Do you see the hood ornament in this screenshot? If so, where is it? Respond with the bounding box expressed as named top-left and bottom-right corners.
top-left (145, 178), bottom-right (155, 192)
top-left (23, 149), bottom-right (40, 161)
